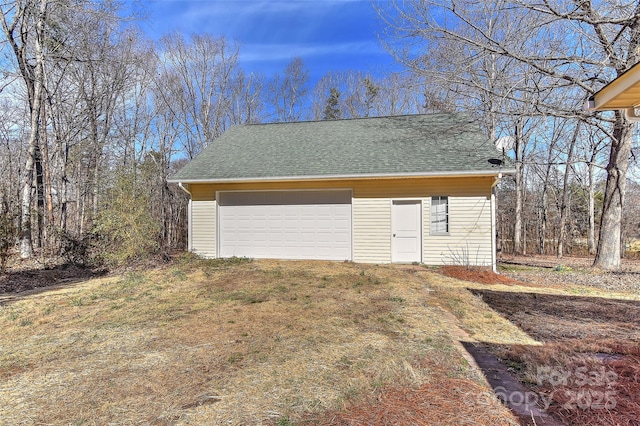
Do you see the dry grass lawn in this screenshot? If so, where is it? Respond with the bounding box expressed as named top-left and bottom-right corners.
top-left (0, 256), bottom-right (529, 425)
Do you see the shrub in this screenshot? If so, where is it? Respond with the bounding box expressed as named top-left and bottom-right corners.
top-left (57, 229), bottom-right (99, 267)
top-left (0, 204), bottom-right (17, 273)
top-left (92, 173), bottom-right (160, 267)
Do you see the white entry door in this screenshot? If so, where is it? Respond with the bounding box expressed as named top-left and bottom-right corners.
top-left (391, 200), bottom-right (422, 263)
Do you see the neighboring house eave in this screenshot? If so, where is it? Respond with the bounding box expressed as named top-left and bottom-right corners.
top-left (167, 169), bottom-right (515, 185)
top-left (587, 61), bottom-right (640, 111)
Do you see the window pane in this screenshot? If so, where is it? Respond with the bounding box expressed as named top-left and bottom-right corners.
top-left (431, 196), bottom-right (448, 234)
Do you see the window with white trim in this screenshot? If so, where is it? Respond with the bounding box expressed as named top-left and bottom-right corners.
top-left (430, 196), bottom-right (449, 235)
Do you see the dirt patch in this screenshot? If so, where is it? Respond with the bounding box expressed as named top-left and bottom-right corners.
top-left (471, 290), bottom-right (640, 344)
top-left (473, 288), bottom-right (640, 426)
top-left (499, 255), bottom-right (640, 293)
top-left (0, 263), bottom-right (107, 297)
top-left (499, 254), bottom-right (640, 272)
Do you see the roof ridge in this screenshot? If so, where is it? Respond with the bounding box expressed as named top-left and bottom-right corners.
top-left (242, 112), bottom-right (466, 128)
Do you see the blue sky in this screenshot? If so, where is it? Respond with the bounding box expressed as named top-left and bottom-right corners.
top-left (137, 0), bottom-right (401, 83)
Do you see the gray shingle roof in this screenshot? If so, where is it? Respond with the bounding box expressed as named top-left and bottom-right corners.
top-left (169, 113), bottom-right (513, 182)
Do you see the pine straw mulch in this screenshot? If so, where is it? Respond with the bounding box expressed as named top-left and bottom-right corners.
top-left (487, 343), bottom-right (640, 426)
top-left (440, 265), bottom-right (528, 286)
top-left (537, 349), bottom-right (640, 426)
top-left (435, 257), bottom-right (640, 425)
top-left (472, 288), bottom-right (640, 426)
top-left (304, 372), bottom-right (514, 425)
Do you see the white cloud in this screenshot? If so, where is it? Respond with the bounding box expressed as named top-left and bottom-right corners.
top-left (155, 0), bottom-right (354, 38)
top-left (144, 0), bottom-right (391, 78)
top-left (148, 0), bottom-right (371, 42)
top-left (241, 40), bottom-right (382, 62)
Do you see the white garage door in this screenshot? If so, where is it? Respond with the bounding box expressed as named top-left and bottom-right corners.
top-left (218, 190), bottom-right (352, 260)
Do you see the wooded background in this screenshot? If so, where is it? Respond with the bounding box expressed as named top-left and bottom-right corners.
top-left (1, 0), bottom-right (638, 270)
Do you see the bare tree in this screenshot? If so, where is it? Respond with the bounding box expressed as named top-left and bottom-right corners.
top-left (0, 99), bottom-right (25, 224)
top-left (557, 121), bottom-right (581, 257)
top-left (157, 33), bottom-right (240, 158)
top-left (311, 70), bottom-right (431, 120)
top-left (375, 73), bottom-right (424, 116)
top-left (574, 128), bottom-right (609, 255)
top-left (1, 0), bottom-right (49, 259)
top-left (266, 57), bottom-right (309, 122)
top-left (379, 0), bottom-right (640, 269)
top-left (341, 73), bottom-right (381, 118)
top-left (229, 70), bottom-right (264, 125)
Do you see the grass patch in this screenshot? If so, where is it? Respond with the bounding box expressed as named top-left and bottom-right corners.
top-left (497, 263), bottom-right (538, 273)
top-left (0, 259), bottom-right (520, 425)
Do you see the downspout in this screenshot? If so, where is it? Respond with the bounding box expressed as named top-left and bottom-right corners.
top-left (490, 173), bottom-right (502, 273)
top-left (178, 183), bottom-right (193, 252)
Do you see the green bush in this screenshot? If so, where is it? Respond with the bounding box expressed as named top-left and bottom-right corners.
top-left (92, 173), bottom-right (160, 267)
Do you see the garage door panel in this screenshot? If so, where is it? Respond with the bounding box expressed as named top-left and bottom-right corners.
top-left (218, 191), bottom-right (352, 260)
top-left (219, 190), bottom-right (351, 206)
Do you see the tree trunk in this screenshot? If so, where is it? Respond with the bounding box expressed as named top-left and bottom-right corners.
top-left (593, 3), bottom-right (640, 269)
top-left (557, 123), bottom-right (579, 258)
top-left (593, 114), bottom-right (633, 270)
top-left (539, 188), bottom-right (547, 255)
top-left (587, 154), bottom-right (596, 255)
top-left (20, 140), bottom-right (37, 259)
top-left (34, 142), bottom-right (45, 248)
top-left (40, 101), bottom-right (55, 247)
top-left (513, 119), bottom-right (524, 255)
top-left (88, 105), bottom-right (100, 227)
top-left (538, 140), bottom-right (556, 255)
top-left (19, 0), bottom-right (48, 259)
top-left (77, 160), bottom-right (84, 236)
top-left (60, 152), bottom-right (68, 234)
top-left (514, 165), bottom-right (523, 254)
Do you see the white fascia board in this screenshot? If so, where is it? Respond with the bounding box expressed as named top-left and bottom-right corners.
top-left (167, 169), bottom-right (516, 184)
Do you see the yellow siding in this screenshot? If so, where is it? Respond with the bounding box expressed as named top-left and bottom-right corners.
top-left (188, 176), bottom-right (494, 201)
top-left (190, 185), bottom-right (216, 201)
top-left (352, 198), bottom-right (391, 263)
top-left (352, 177), bottom-right (493, 198)
top-left (191, 200), bottom-right (217, 257)
top-left (423, 196), bottom-right (493, 266)
top-left (185, 176), bottom-right (497, 266)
